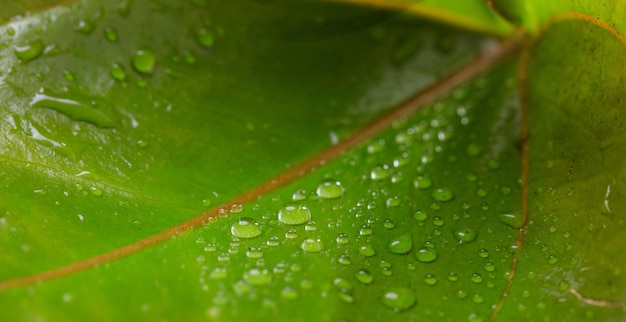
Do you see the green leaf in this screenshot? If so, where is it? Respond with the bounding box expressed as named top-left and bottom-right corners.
top-left (1, 0), bottom-right (625, 321)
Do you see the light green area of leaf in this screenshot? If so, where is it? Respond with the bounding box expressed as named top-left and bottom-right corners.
top-left (1, 0), bottom-right (626, 321)
top-left (490, 0), bottom-right (626, 34)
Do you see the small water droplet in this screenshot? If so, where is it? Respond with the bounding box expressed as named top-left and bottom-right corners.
top-left (355, 269), bottom-right (373, 284)
top-left (246, 247), bottom-right (263, 259)
top-left (433, 216), bottom-right (445, 227)
top-left (14, 39), bottom-right (45, 63)
top-left (367, 139), bottom-right (386, 153)
top-left (470, 273), bottom-right (483, 283)
top-left (132, 49), bottom-right (156, 73)
top-left (243, 268), bottom-right (271, 286)
top-left (230, 217), bottom-right (262, 239)
top-left (336, 233), bottom-right (349, 245)
top-left (102, 26), bottom-right (118, 42)
top-left (360, 224), bottom-right (373, 236)
top-left (63, 70), bottom-right (75, 81)
top-left (383, 219), bottom-right (395, 229)
top-left (196, 28), bottom-right (214, 48)
top-left (30, 90), bottom-right (117, 128)
top-left (423, 273), bottom-right (437, 286)
top-left (387, 233), bottom-right (412, 254)
top-left (278, 203), bottom-right (311, 225)
top-left (285, 229), bottom-right (298, 239)
top-left (413, 210), bottom-right (428, 222)
top-left (548, 255), bottom-right (558, 264)
top-left (316, 179), bottom-right (344, 199)
top-left (281, 286), bottom-right (298, 300)
top-left (371, 165), bottom-right (390, 181)
top-left (110, 63), bottom-right (126, 81)
top-left (447, 272), bottom-right (458, 282)
top-left (90, 186), bottom-right (103, 197)
top-left (305, 221), bottom-right (318, 231)
top-left (338, 254), bottom-right (351, 265)
top-left (453, 228), bottom-right (477, 244)
top-left (382, 287), bottom-right (416, 312)
top-left (413, 176), bottom-right (432, 189)
top-left (292, 189), bottom-right (307, 201)
top-left (301, 238), bottom-right (324, 253)
top-left (478, 248), bottom-right (489, 258)
top-left (415, 247), bottom-right (438, 263)
top-left (358, 244), bottom-right (376, 257)
top-left (432, 188), bottom-right (454, 202)
top-left (386, 196), bottom-right (400, 208)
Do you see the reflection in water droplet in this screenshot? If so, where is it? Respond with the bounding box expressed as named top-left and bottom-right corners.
top-left (230, 217), bottom-right (262, 239)
top-left (382, 287), bottom-right (416, 312)
top-left (387, 233), bottom-right (412, 254)
top-left (316, 179), bottom-right (344, 199)
top-left (278, 203), bottom-right (311, 225)
top-left (15, 39), bottom-right (45, 63)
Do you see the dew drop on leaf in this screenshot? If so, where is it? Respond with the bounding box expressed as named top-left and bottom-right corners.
top-left (423, 273), bottom-right (437, 286)
top-left (132, 49), bottom-right (156, 73)
top-left (243, 268), bottom-right (271, 286)
top-left (432, 188), bottom-right (454, 202)
top-left (415, 247), bottom-right (438, 263)
top-left (195, 28), bottom-right (214, 48)
top-left (499, 212), bottom-right (523, 229)
top-left (370, 165), bottom-right (390, 181)
top-left (355, 269), bottom-right (373, 284)
top-left (413, 175), bottom-right (432, 189)
top-left (104, 27), bottom-right (118, 42)
top-left (381, 287), bottom-right (416, 312)
top-left (278, 203), bottom-right (311, 225)
top-left (358, 244), bottom-right (376, 257)
top-left (453, 227), bottom-right (477, 244)
top-left (230, 217), bottom-right (262, 239)
top-left (301, 238), bottom-right (324, 253)
top-left (387, 233), bottom-right (412, 254)
top-left (316, 179), bottom-right (344, 199)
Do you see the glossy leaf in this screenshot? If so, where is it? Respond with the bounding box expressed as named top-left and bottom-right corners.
top-left (0, 0), bottom-right (625, 321)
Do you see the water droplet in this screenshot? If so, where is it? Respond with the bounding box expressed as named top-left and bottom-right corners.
top-left (243, 268), bottom-right (271, 286)
top-left (75, 20), bottom-right (94, 33)
top-left (367, 139), bottom-right (386, 153)
top-left (472, 294), bottom-right (484, 303)
top-left (110, 63), bottom-right (126, 81)
top-left (104, 27), bottom-right (118, 42)
top-left (393, 153), bottom-right (410, 167)
top-left (548, 255), bottom-right (558, 264)
top-left (196, 28), bottom-right (214, 48)
top-left (478, 248), bottom-right (489, 258)
top-left (63, 70), bottom-right (75, 81)
top-left (285, 229), bottom-right (298, 239)
top-left (371, 165), bottom-right (390, 181)
top-left (90, 187), bottom-right (103, 196)
top-left (137, 140), bottom-right (149, 148)
top-left (423, 273), bottom-right (437, 286)
top-left (230, 217), bottom-right (262, 239)
top-left (278, 203), bottom-right (311, 225)
top-left (470, 273), bottom-right (483, 283)
top-left (358, 244), bottom-right (376, 257)
top-left (132, 49), bottom-right (156, 73)
top-left (301, 238), bottom-right (324, 253)
top-left (387, 233), bottom-right (412, 254)
top-left (30, 90), bottom-right (117, 128)
top-left (292, 189), bottom-right (307, 201)
top-left (386, 196), bottom-right (400, 208)
top-left (413, 176), bottom-right (432, 189)
top-left (338, 254), bottom-right (351, 265)
top-left (316, 179), bottom-right (344, 199)
top-left (15, 39), bottom-right (45, 63)
top-left (499, 212), bottom-right (523, 229)
top-left (483, 261), bottom-right (495, 272)
top-left (413, 210), bottom-right (428, 222)
top-left (336, 233), bottom-right (349, 245)
top-left (433, 216), bottom-right (445, 227)
top-left (415, 247), bottom-right (437, 263)
top-left (453, 228), bottom-right (477, 244)
top-left (383, 219), bottom-right (395, 229)
top-left (209, 267), bottom-right (227, 279)
top-left (266, 236), bottom-right (280, 247)
top-left (246, 247), bottom-right (263, 259)
top-left (432, 188), bottom-right (454, 202)
top-left (281, 286), bottom-right (298, 300)
top-left (355, 269), bottom-right (373, 284)
top-left (359, 224), bottom-right (372, 236)
top-left (305, 221), bottom-right (317, 231)
top-left (447, 272), bottom-right (458, 282)
top-left (382, 287), bottom-right (416, 312)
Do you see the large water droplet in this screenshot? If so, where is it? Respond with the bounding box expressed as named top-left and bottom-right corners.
top-left (278, 203), bottom-right (311, 225)
top-left (316, 179), bottom-right (344, 199)
top-left (15, 39), bottom-right (44, 63)
top-left (387, 233), bottom-right (412, 254)
top-left (132, 49), bottom-right (156, 73)
top-left (382, 287), bottom-right (416, 312)
top-left (30, 91), bottom-right (117, 128)
top-left (230, 217), bottom-right (262, 239)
